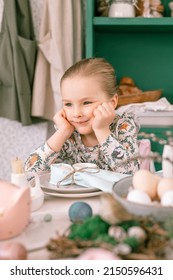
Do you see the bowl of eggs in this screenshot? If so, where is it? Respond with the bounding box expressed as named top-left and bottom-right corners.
top-left (112, 169), bottom-right (173, 222)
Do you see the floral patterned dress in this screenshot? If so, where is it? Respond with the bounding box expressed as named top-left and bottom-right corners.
top-left (25, 112), bottom-right (140, 174)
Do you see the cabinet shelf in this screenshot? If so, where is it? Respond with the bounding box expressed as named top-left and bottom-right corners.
top-left (93, 17), bottom-right (173, 32)
top-left (86, 0), bottom-right (173, 104)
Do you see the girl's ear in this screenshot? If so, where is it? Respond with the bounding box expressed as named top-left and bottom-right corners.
top-left (111, 94), bottom-right (118, 109)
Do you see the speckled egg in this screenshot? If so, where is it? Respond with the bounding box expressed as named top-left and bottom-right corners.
top-left (127, 226), bottom-right (147, 242)
top-left (68, 201), bottom-right (93, 223)
top-left (108, 226), bottom-right (127, 241)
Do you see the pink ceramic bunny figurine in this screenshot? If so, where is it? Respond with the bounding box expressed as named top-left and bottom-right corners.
top-left (0, 180), bottom-right (31, 240)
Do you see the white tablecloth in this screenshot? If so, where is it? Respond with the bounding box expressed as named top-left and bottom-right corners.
top-left (0, 194), bottom-right (100, 260)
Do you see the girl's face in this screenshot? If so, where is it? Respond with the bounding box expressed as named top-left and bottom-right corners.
top-left (61, 76), bottom-right (117, 136)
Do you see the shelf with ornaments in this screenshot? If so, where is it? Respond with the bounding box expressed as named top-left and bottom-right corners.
top-left (88, 0), bottom-right (173, 32)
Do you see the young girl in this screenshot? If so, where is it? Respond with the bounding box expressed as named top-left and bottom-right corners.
top-left (25, 58), bottom-right (140, 174)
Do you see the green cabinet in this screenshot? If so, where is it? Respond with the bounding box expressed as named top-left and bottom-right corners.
top-left (85, 0), bottom-right (173, 170)
top-left (86, 0), bottom-right (173, 103)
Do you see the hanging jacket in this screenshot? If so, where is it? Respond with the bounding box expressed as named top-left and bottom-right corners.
top-left (0, 0), bottom-right (37, 125)
top-left (31, 0), bottom-right (83, 120)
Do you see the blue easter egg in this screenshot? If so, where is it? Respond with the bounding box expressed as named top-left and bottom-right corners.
top-left (68, 201), bottom-right (93, 223)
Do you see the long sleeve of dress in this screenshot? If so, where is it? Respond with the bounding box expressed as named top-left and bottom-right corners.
top-left (99, 113), bottom-right (140, 174)
top-left (24, 143), bottom-right (64, 173)
top-left (24, 136), bottom-right (77, 173)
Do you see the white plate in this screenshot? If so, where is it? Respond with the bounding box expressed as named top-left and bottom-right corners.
top-left (39, 173), bottom-right (100, 194)
top-left (43, 190), bottom-right (102, 198)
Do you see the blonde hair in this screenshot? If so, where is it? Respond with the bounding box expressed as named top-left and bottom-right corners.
top-left (60, 58), bottom-right (117, 97)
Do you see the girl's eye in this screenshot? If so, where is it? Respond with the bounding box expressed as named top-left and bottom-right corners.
top-left (64, 103), bottom-right (72, 107)
top-left (83, 101), bottom-right (92, 105)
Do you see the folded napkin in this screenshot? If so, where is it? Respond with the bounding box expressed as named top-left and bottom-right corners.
top-left (49, 163), bottom-right (129, 193)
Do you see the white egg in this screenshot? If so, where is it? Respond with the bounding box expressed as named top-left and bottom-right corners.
top-left (161, 190), bottom-right (173, 207)
top-left (127, 226), bottom-right (147, 242)
top-left (127, 189), bottom-right (152, 205)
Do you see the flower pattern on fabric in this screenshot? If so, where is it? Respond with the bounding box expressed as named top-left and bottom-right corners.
top-left (25, 112), bottom-right (140, 175)
top-left (119, 122), bottom-right (129, 131)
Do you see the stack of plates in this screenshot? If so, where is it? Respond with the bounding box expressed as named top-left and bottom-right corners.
top-left (39, 173), bottom-right (102, 198)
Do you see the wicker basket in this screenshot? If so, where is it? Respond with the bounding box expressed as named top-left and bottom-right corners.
top-left (118, 90), bottom-right (163, 107)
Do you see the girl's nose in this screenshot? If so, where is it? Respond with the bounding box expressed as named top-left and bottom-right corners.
top-left (73, 106), bottom-right (83, 117)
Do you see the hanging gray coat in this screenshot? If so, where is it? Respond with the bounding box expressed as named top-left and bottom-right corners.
top-left (0, 0), bottom-right (37, 125)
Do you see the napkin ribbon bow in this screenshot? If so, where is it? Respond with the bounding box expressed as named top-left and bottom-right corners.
top-left (56, 164), bottom-right (100, 186)
top-left (49, 163), bottom-right (129, 193)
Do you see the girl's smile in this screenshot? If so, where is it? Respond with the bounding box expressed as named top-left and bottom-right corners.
top-left (71, 120), bottom-right (89, 125)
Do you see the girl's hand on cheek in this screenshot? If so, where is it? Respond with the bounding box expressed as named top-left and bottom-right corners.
top-left (47, 109), bottom-right (74, 151)
top-left (92, 102), bottom-right (116, 132)
top-left (53, 109), bottom-right (74, 135)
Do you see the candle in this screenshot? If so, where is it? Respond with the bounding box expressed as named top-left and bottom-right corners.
top-left (11, 157), bottom-right (28, 188)
top-left (11, 157), bottom-right (24, 174)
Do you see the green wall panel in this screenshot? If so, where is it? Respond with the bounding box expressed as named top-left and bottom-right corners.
top-left (94, 31), bottom-right (173, 103)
